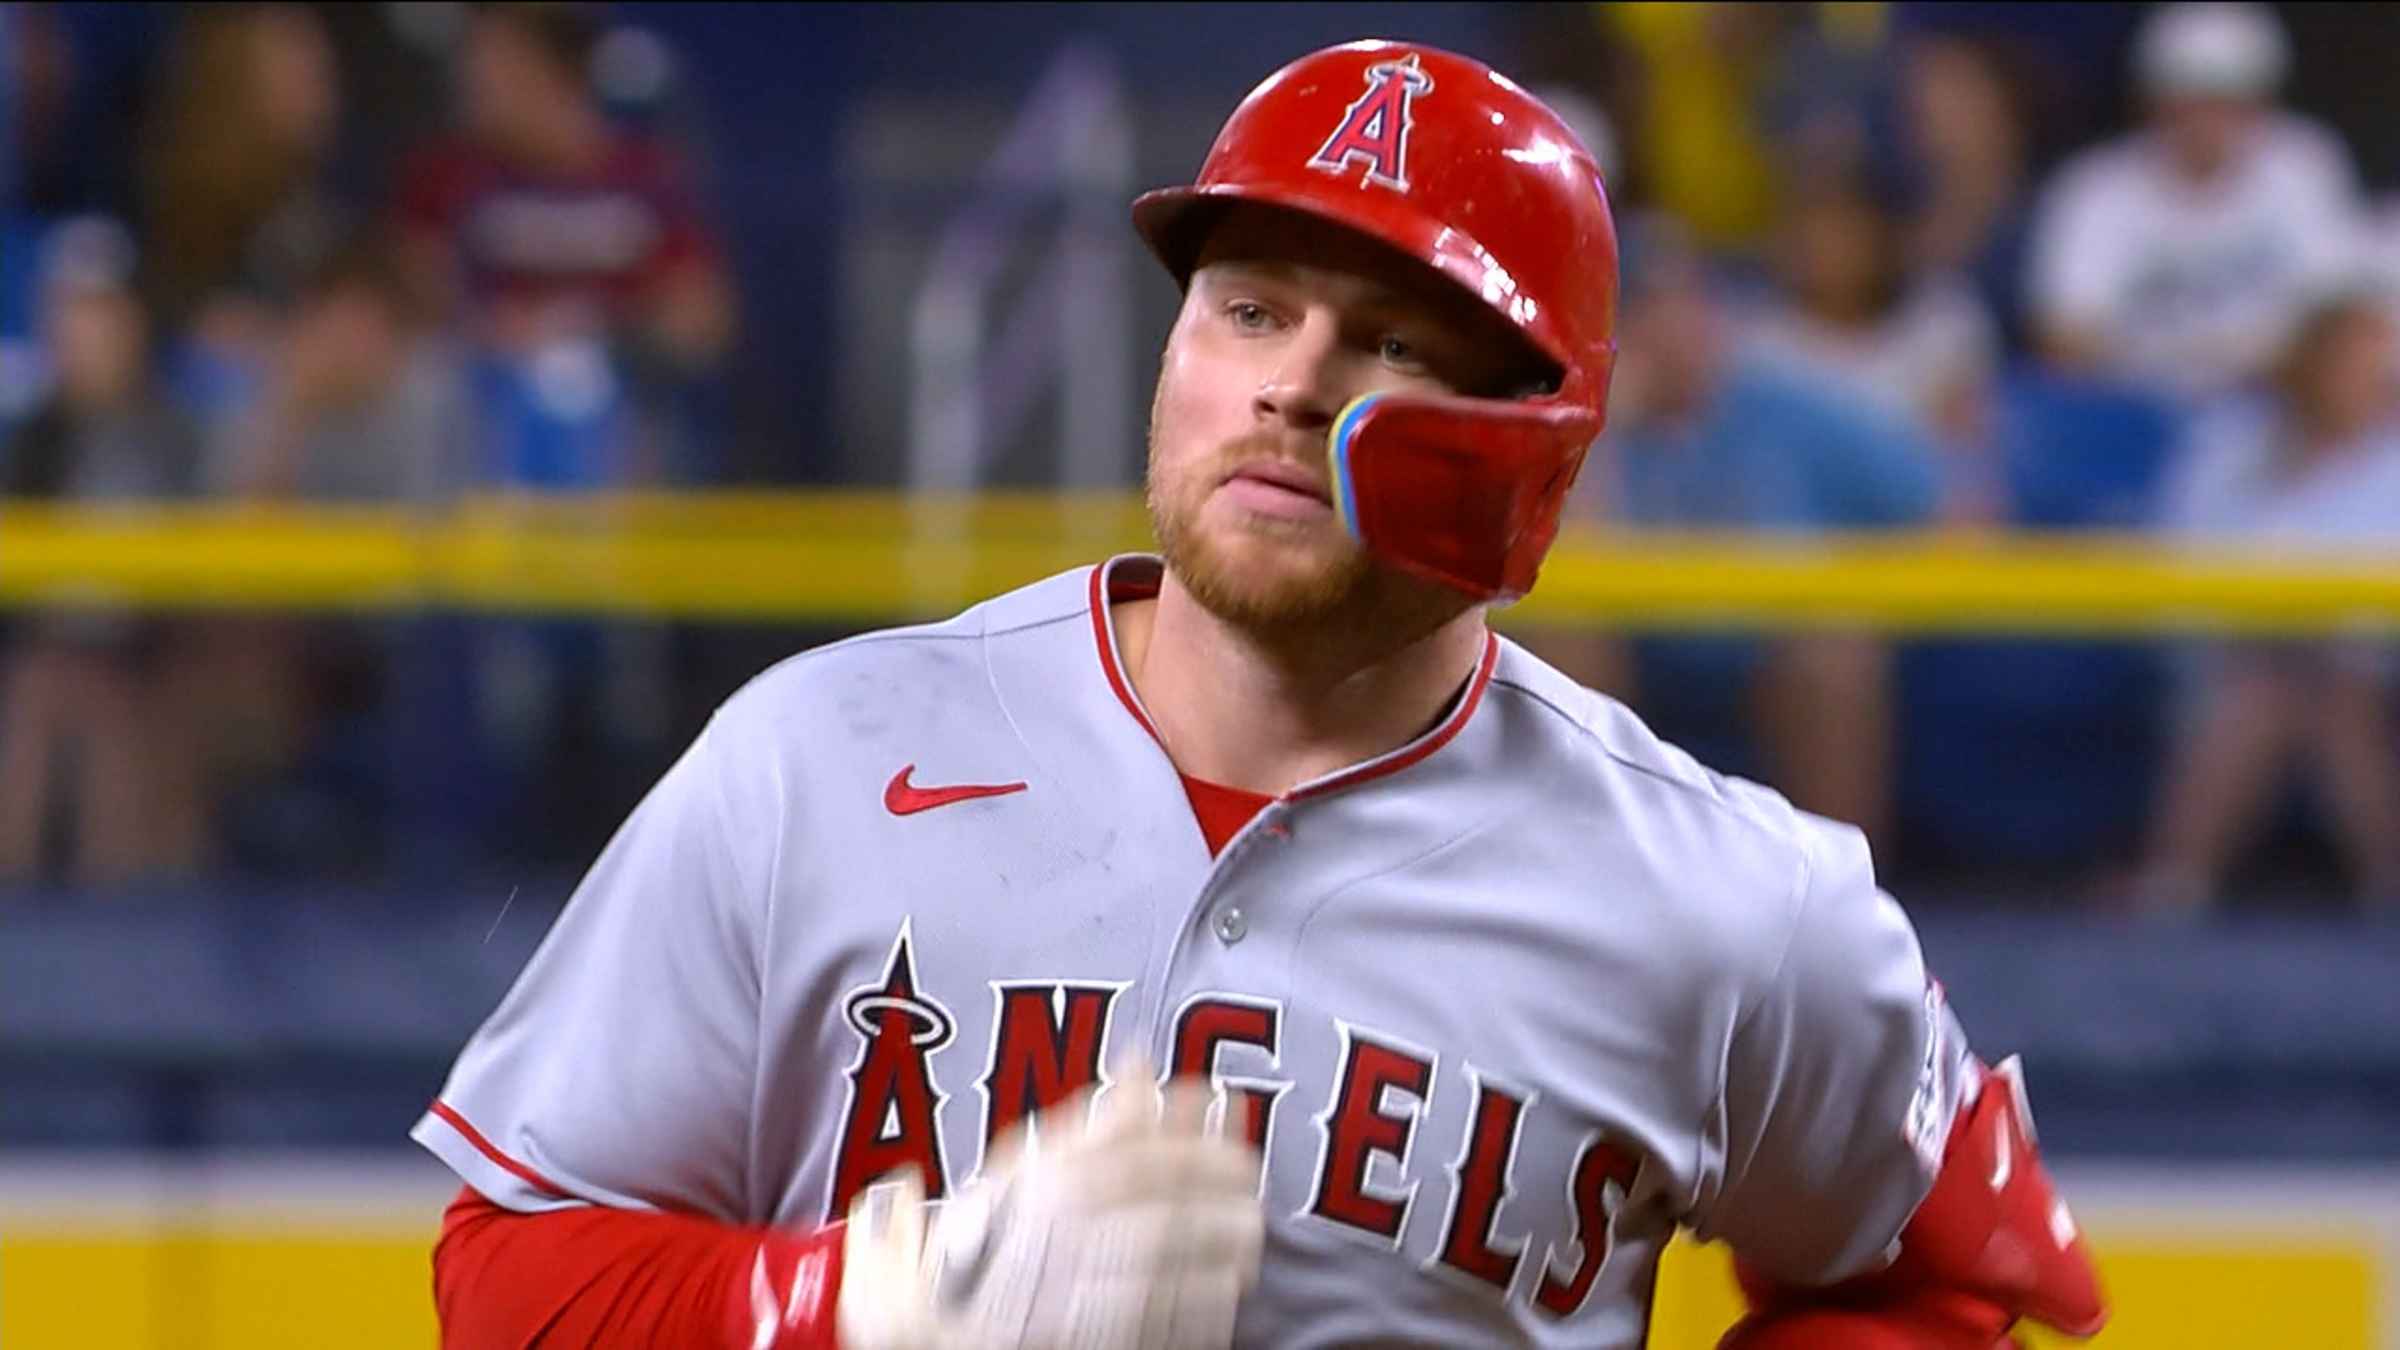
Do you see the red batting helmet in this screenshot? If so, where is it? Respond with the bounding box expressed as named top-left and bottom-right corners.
top-left (1133, 39), bottom-right (1618, 601)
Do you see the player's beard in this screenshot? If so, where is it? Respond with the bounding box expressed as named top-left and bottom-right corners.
top-left (1146, 425), bottom-right (1469, 660)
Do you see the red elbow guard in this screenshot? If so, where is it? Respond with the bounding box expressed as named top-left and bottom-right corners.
top-left (1722, 1058), bottom-right (2108, 1349)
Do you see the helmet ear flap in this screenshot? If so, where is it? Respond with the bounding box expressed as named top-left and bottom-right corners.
top-left (1329, 393), bottom-right (1598, 603)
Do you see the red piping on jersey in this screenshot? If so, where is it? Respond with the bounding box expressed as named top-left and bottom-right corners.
top-left (1086, 557), bottom-right (1500, 798)
top-left (1288, 632), bottom-right (1499, 800)
top-left (1089, 560), bottom-right (1163, 741)
top-left (430, 1100), bottom-right (571, 1198)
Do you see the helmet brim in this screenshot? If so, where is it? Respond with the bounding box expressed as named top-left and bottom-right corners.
top-left (1130, 181), bottom-right (1575, 386)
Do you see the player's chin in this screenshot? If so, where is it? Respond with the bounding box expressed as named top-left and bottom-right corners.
top-left (1179, 541), bottom-right (1360, 625)
top-left (1197, 510), bottom-right (1353, 580)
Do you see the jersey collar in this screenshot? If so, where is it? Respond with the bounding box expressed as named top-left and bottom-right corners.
top-left (1086, 554), bottom-right (1500, 802)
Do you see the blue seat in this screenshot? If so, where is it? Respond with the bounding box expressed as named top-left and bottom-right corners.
top-left (470, 341), bottom-right (631, 491)
top-left (0, 214), bottom-right (42, 342)
top-left (1896, 640), bottom-right (2169, 871)
top-left (0, 213), bottom-right (49, 444)
top-left (1895, 371), bottom-right (2183, 873)
top-left (1993, 368), bottom-right (2183, 529)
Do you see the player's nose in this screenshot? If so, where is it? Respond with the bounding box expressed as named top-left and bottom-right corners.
top-left (1252, 311), bottom-right (1345, 435)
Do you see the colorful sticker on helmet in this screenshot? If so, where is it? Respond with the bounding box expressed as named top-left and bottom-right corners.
top-left (1328, 393), bottom-right (1381, 539)
top-left (1308, 54), bottom-right (1435, 194)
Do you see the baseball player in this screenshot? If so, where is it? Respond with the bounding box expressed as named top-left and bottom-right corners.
top-left (415, 40), bottom-right (2108, 1350)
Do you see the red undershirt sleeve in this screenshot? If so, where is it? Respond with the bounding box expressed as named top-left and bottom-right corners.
top-left (431, 1185), bottom-right (845, 1350)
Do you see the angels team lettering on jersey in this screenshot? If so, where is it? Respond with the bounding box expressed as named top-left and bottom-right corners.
top-left (413, 556), bottom-right (1972, 1349)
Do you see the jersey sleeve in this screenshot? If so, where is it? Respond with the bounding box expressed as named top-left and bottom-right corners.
top-left (2025, 159), bottom-right (2126, 338)
top-left (2284, 126), bottom-right (2372, 307)
top-left (1690, 820), bottom-right (1976, 1285)
top-left (410, 710), bottom-right (774, 1220)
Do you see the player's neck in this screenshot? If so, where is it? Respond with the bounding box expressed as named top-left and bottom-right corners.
top-left (1113, 578), bottom-right (1489, 797)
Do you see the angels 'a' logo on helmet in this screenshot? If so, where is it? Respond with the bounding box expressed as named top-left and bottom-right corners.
top-left (1307, 53), bottom-right (1435, 193)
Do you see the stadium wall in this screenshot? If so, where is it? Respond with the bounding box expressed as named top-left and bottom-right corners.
top-left (1, 1156), bottom-right (2394, 1349)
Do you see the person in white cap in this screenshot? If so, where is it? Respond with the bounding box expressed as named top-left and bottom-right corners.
top-left (2026, 2), bottom-right (2368, 403)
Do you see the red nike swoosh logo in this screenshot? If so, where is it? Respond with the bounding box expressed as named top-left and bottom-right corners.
top-left (884, 764), bottom-right (1029, 815)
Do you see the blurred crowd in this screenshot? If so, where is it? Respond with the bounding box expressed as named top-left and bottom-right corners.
top-left (0, 2), bottom-right (733, 888)
top-left (1526, 1), bottom-right (2400, 913)
top-left (0, 2), bottom-right (2395, 913)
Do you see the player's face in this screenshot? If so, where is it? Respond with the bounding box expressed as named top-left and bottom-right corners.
top-left (1146, 207), bottom-right (1532, 635)
top-left (2153, 94), bottom-right (2260, 178)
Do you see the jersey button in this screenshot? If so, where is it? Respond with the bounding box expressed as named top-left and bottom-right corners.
top-left (1213, 907), bottom-right (1248, 944)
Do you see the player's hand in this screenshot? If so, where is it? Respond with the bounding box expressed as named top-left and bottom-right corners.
top-left (837, 1062), bottom-right (1266, 1350)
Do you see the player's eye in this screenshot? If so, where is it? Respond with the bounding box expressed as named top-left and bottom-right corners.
top-left (1378, 334), bottom-right (1426, 370)
top-left (1225, 301), bottom-right (1276, 332)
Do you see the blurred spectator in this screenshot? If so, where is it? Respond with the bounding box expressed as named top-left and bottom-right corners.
top-left (0, 218), bottom-right (205, 885)
top-left (393, 2), bottom-right (733, 383)
top-left (151, 243), bottom-right (474, 875)
top-left (1571, 3), bottom-right (1897, 253)
top-left (1744, 170), bottom-right (2004, 520)
top-left (2134, 293), bottom-right (2400, 913)
top-left (1551, 218), bottom-right (1940, 846)
top-left (1590, 4), bottom-right (1789, 252)
top-left (211, 242), bottom-right (468, 505)
top-left (2026, 3), bottom-right (2367, 404)
top-left (140, 4), bottom-right (346, 336)
top-left (1900, 34), bottom-right (2045, 356)
top-left (1754, 2), bottom-right (1894, 185)
top-left (389, 4), bottom-right (718, 859)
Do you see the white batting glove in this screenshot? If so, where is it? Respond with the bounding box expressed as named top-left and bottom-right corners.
top-left (837, 1066), bottom-right (1265, 1350)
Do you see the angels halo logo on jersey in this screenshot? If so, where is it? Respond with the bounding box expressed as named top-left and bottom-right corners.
top-left (1308, 53), bottom-right (1435, 193)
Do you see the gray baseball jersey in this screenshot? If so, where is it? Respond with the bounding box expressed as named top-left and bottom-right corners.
top-left (414, 555), bottom-right (1974, 1349)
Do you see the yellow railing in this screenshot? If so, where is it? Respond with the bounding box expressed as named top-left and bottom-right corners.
top-left (2, 1215), bottom-right (2383, 1349)
top-left (5, 492), bottom-right (2399, 634)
